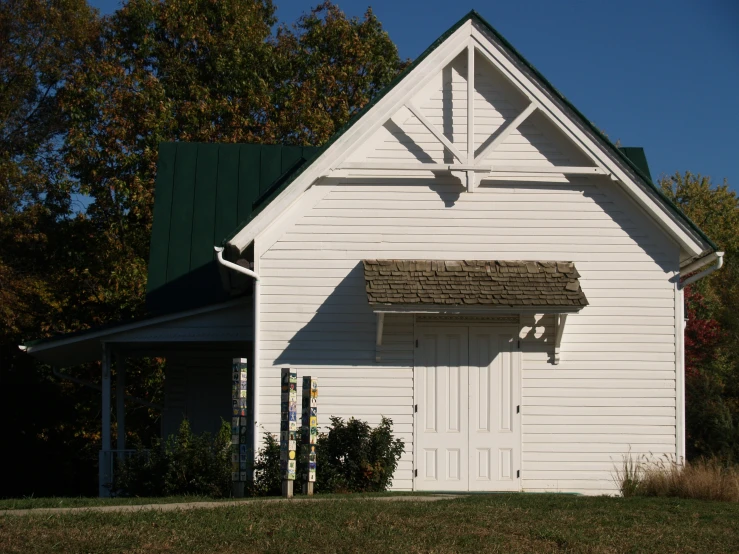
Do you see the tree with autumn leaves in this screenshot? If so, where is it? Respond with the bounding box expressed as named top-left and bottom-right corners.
top-left (1, 0), bottom-right (405, 497)
top-left (661, 173), bottom-right (739, 461)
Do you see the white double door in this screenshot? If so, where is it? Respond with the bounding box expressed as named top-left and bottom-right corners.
top-left (414, 325), bottom-right (521, 491)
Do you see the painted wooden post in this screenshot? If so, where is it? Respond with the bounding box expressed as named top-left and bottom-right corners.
top-left (231, 358), bottom-right (248, 497)
top-left (280, 368), bottom-right (298, 498)
top-left (99, 343), bottom-right (112, 497)
top-left (302, 377), bottom-right (318, 495)
top-left (116, 353), bottom-right (126, 454)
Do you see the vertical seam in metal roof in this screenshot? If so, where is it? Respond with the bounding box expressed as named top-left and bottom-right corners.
top-left (163, 144), bottom-right (178, 283)
top-left (212, 145), bottom-right (221, 249)
top-left (187, 145), bottom-right (200, 273)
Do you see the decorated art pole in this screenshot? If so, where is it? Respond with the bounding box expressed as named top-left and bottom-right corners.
top-left (280, 368), bottom-right (298, 498)
top-left (302, 377), bottom-right (318, 495)
top-left (231, 358), bottom-right (248, 497)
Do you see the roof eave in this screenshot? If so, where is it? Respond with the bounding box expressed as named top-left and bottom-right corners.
top-left (22, 297), bottom-right (252, 361)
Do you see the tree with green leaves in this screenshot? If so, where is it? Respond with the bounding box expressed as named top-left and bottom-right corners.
top-left (661, 172), bottom-right (739, 462)
top-left (1, 0), bottom-right (405, 497)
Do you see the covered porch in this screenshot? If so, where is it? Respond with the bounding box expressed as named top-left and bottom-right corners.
top-left (22, 299), bottom-right (254, 497)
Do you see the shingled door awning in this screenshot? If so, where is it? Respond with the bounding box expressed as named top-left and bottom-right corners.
top-left (363, 259), bottom-right (588, 364)
top-left (363, 260), bottom-right (587, 308)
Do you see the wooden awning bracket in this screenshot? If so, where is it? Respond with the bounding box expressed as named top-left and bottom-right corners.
top-left (375, 312), bottom-right (385, 362)
top-left (553, 313), bottom-right (568, 365)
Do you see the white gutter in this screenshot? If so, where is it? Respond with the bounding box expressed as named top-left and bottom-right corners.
top-left (214, 246), bottom-right (261, 475)
top-left (679, 251), bottom-right (724, 289)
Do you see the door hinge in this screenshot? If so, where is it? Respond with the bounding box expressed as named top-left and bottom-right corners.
top-left (414, 469), bottom-right (418, 478)
top-left (517, 470), bottom-right (520, 479)
top-left (414, 404), bottom-right (418, 413)
top-left (415, 339), bottom-right (419, 348)
top-left (516, 405), bottom-right (520, 414)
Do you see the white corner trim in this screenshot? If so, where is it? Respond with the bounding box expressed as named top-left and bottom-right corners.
top-left (675, 274), bottom-right (685, 461)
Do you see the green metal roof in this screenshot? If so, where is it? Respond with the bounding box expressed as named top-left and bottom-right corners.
top-left (146, 143), bottom-right (318, 313)
top-left (618, 147), bottom-right (653, 181)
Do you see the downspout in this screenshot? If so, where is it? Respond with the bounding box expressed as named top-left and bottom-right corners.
top-left (675, 250), bottom-right (723, 460)
top-left (680, 251), bottom-right (724, 288)
top-left (214, 246), bottom-right (260, 474)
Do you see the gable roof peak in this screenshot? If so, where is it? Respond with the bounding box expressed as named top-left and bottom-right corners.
top-left (224, 9), bottom-right (716, 259)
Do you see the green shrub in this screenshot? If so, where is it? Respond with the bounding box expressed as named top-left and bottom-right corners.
top-left (112, 419), bottom-right (231, 497)
top-left (316, 416), bottom-right (405, 493)
top-left (250, 416), bottom-right (405, 496)
top-left (250, 432), bottom-right (281, 496)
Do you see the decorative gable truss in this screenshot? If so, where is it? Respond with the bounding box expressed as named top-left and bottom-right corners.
top-left (227, 15), bottom-right (714, 263)
top-left (335, 37), bottom-right (602, 192)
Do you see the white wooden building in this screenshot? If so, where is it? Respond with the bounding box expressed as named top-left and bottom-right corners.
top-left (24, 11), bottom-right (722, 496)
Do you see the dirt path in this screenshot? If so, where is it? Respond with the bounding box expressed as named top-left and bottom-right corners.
top-left (0, 494), bottom-right (462, 517)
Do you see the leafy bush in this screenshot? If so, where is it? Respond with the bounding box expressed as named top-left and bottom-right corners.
top-left (250, 416), bottom-right (405, 496)
top-left (316, 416), bottom-right (405, 493)
top-left (250, 432), bottom-right (281, 496)
top-left (614, 454), bottom-right (739, 501)
top-left (112, 419), bottom-right (231, 497)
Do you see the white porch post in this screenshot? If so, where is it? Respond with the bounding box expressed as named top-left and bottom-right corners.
top-left (99, 343), bottom-right (112, 497)
top-left (116, 352), bottom-right (126, 453)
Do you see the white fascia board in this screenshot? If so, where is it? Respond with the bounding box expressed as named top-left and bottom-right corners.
top-left (24, 297), bottom-right (251, 356)
top-left (255, 178), bottom-right (338, 258)
top-left (470, 24), bottom-right (709, 258)
top-left (227, 22), bottom-right (473, 253)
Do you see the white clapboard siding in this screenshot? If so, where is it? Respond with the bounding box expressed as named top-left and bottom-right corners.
top-left (258, 53), bottom-right (679, 492)
top-left (258, 178), bottom-right (678, 495)
top-left (257, 314), bottom-right (415, 490)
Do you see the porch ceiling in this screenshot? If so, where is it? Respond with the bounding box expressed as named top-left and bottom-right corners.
top-left (22, 298), bottom-right (253, 366)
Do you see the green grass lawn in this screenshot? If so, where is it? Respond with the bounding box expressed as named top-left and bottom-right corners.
top-left (0, 495), bottom-right (218, 511)
top-left (0, 491), bottom-right (420, 511)
top-left (1, 493), bottom-right (737, 553)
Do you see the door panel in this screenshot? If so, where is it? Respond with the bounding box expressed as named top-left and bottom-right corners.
top-left (415, 327), bottom-right (469, 491)
top-left (469, 328), bottom-right (520, 491)
top-left (415, 324), bottom-right (520, 492)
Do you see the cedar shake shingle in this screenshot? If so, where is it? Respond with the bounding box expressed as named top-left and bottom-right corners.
top-left (363, 260), bottom-right (588, 308)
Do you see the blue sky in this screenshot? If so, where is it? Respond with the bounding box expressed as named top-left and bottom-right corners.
top-left (89, 0), bottom-right (738, 189)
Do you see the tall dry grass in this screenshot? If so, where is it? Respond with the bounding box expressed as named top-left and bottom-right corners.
top-left (614, 455), bottom-right (739, 501)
